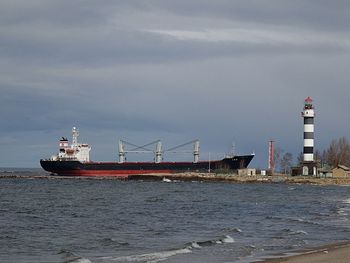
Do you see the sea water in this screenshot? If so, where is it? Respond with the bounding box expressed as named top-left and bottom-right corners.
top-left (1, 169), bottom-right (350, 263)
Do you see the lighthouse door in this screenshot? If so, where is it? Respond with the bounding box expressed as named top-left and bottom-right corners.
top-left (302, 166), bottom-right (309, 176)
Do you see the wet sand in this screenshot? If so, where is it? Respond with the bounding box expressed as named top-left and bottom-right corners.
top-left (259, 242), bottom-right (350, 263)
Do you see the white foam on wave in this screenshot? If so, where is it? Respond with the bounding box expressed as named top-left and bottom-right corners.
top-left (60, 250), bottom-right (92, 263)
top-left (336, 208), bottom-right (348, 216)
top-left (69, 259), bottom-right (92, 263)
top-left (106, 248), bottom-right (192, 262)
top-left (234, 228), bottom-right (242, 233)
top-left (162, 178), bottom-right (172, 183)
top-left (229, 227), bottom-right (242, 233)
top-left (190, 241), bottom-right (201, 248)
top-left (335, 198), bottom-right (350, 216)
top-left (101, 235), bottom-right (236, 262)
top-left (291, 230), bottom-right (308, 236)
top-left (280, 228), bottom-right (308, 237)
top-left (221, 235), bottom-right (235, 243)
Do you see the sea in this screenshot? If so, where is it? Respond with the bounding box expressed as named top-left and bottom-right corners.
top-left (1, 169), bottom-right (350, 263)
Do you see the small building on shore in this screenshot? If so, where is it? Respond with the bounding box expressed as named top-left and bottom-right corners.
top-left (317, 165), bottom-right (333, 178)
top-left (238, 168), bottom-right (256, 176)
top-left (291, 166), bottom-right (302, 176)
top-left (332, 165), bottom-right (350, 178)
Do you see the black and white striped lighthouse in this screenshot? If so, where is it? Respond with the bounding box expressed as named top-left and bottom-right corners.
top-left (301, 96), bottom-right (316, 175)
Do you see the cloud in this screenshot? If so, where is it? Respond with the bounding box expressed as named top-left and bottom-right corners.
top-left (146, 26), bottom-right (350, 49)
top-left (0, 136), bottom-right (17, 144)
top-left (1, 1), bottom-right (350, 167)
top-left (1, 1), bottom-right (349, 68)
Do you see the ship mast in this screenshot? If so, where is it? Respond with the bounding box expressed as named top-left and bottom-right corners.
top-left (72, 127), bottom-right (79, 148)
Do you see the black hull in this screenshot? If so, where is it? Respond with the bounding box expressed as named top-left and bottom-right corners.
top-left (40, 155), bottom-right (254, 177)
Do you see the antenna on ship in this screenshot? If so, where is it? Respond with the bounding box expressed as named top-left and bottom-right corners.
top-left (231, 142), bottom-right (236, 157)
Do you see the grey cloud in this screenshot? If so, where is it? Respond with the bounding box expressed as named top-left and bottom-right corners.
top-left (1, 0), bottom-right (349, 68)
top-left (147, 0), bottom-right (350, 32)
top-left (1, 1), bottom-right (349, 167)
top-left (0, 83), bottom-right (176, 135)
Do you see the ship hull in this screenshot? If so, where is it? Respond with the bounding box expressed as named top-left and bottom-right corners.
top-left (40, 155), bottom-right (254, 177)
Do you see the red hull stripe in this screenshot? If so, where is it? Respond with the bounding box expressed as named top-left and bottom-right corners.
top-left (52, 170), bottom-right (173, 177)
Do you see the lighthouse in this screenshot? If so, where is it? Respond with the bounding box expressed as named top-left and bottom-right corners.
top-left (301, 97), bottom-right (317, 176)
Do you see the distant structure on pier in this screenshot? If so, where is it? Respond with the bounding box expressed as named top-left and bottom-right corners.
top-left (268, 140), bottom-right (275, 173)
top-left (301, 97), bottom-right (317, 176)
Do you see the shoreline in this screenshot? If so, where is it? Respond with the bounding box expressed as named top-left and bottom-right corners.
top-left (255, 241), bottom-right (350, 263)
top-left (129, 173), bottom-right (350, 186)
top-left (1, 171), bottom-right (350, 186)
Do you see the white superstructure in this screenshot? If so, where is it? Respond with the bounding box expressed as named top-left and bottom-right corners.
top-left (51, 127), bottom-right (91, 162)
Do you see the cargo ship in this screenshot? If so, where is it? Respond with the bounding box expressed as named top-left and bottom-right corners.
top-left (40, 127), bottom-right (254, 178)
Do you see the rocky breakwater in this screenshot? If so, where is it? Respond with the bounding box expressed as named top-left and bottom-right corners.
top-left (128, 173), bottom-right (350, 185)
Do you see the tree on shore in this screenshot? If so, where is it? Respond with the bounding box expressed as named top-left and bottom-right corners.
top-left (297, 152), bottom-right (303, 165)
top-left (280, 152), bottom-right (293, 174)
top-left (323, 137), bottom-right (350, 167)
top-left (315, 150), bottom-right (323, 165)
top-left (272, 147), bottom-right (281, 174)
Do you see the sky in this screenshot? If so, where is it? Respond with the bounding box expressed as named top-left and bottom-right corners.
top-left (1, 0), bottom-right (350, 168)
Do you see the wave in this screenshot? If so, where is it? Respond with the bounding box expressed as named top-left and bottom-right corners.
top-left (224, 227), bottom-right (243, 233)
top-left (162, 177), bottom-right (172, 183)
top-left (189, 235), bottom-right (235, 247)
top-left (101, 237), bottom-right (130, 246)
top-left (59, 250), bottom-right (92, 263)
top-left (162, 177), bottom-right (180, 183)
top-left (336, 207), bottom-right (348, 216)
top-left (333, 200), bottom-right (350, 217)
top-left (221, 235), bottom-right (235, 243)
top-left (292, 230), bottom-right (308, 235)
top-left (100, 235), bottom-right (236, 262)
top-left (190, 241), bottom-right (201, 249)
top-left (281, 229), bottom-right (308, 236)
top-left (100, 248), bottom-right (192, 263)
top-left (68, 259), bottom-right (92, 263)
top-left (266, 215), bottom-right (323, 226)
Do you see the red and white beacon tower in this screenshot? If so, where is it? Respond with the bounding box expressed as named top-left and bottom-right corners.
top-left (301, 97), bottom-right (317, 176)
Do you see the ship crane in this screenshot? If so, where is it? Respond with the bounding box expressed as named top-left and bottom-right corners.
top-left (118, 139), bottom-right (200, 163)
top-left (164, 140), bottom-right (200, 163)
top-left (118, 140), bottom-right (162, 163)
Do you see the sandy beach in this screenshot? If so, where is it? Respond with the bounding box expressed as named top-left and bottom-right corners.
top-left (259, 242), bottom-right (350, 263)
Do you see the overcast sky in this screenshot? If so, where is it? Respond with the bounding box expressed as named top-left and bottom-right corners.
top-left (1, 0), bottom-right (349, 168)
